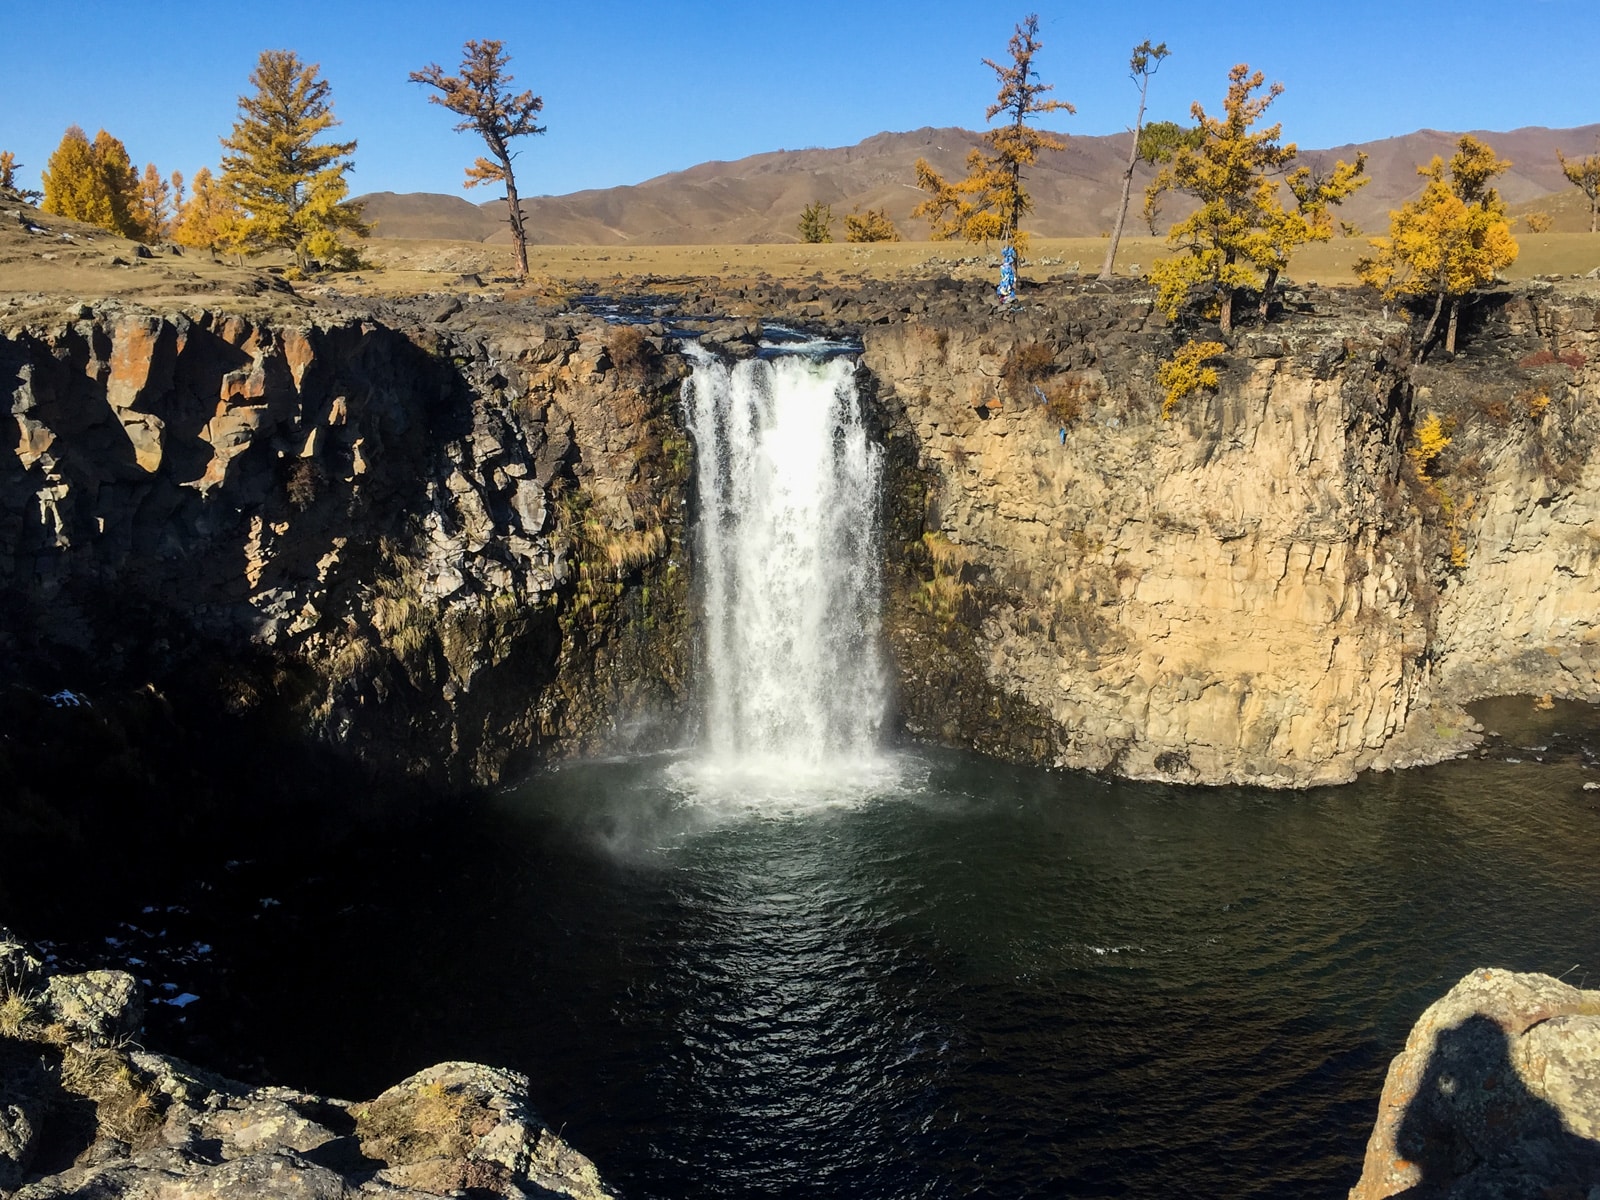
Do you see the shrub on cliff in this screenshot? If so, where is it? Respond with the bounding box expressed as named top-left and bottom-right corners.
top-left (1001, 341), bottom-right (1056, 400)
top-left (1156, 339), bottom-right (1225, 418)
top-left (1406, 412), bottom-right (1471, 568)
top-left (604, 324), bottom-right (653, 385)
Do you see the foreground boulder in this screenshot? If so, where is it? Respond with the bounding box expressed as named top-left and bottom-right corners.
top-left (0, 934), bottom-right (611, 1200)
top-left (1350, 967), bottom-right (1600, 1198)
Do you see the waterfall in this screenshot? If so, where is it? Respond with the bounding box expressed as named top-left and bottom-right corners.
top-left (680, 342), bottom-right (887, 783)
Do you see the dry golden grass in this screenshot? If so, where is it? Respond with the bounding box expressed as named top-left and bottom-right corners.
top-left (338, 231), bottom-right (1600, 295)
top-left (4, 183), bottom-right (1596, 313)
top-left (355, 1077), bottom-right (496, 1166)
top-left (0, 194), bottom-right (311, 320)
top-left (0, 988), bottom-right (35, 1037)
top-left (59, 1047), bottom-right (166, 1148)
top-left (915, 532), bottom-right (972, 629)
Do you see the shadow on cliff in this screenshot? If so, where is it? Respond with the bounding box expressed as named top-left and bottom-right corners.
top-left (0, 317), bottom-right (571, 936)
top-left (1388, 1013), bottom-right (1600, 1198)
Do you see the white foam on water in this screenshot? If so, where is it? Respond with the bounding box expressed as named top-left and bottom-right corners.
top-left (662, 751), bottom-right (913, 819)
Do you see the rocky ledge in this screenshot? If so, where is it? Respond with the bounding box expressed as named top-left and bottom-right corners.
top-left (0, 934), bottom-right (610, 1200)
top-left (1350, 967), bottom-right (1600, 1199)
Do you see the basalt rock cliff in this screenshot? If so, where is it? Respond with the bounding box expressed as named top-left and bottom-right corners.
top-left (0, 300), bottom-right (691, 912)
top-left (866, 280), bottom-right (1600, 785)
top-left (0, 933), bottom-right (614, 1200)
top-left (3, 278), bottom-right (1599, 894)
top-left (1349, 967), bottom-right (1600, 1199)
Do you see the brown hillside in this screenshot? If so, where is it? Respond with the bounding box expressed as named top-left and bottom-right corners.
top-left (356, 191), bottom-right (502, 241)
top-left (357, 123), bottom-right (1600, 246)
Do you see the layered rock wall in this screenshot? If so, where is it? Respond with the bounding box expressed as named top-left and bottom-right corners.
top-left (0, 303), bottom-right (690, 901)
top-left (4, 282), bottom-right (1597, 832)
top-left (866, 284), bottom-right (1600, 785)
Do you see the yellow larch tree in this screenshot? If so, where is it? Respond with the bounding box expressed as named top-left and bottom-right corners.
top-left (1252, 154), bottom-right (1369, 316)
top-left (1556, 145), bottom-right (1600, 233)
top-left (133, 163), bottom-right (172, 241)
top-left (844, 208), bottom-right (900, 242)
top-left (912, 13), bottom-right (1071, 252)
top-left (41, 126), bottom-right (146, 238)
top-left (1357, 135), bottom-right (1518, 360)
top-left (1146, 65), bottom-right (1366, 334)
top-left (173, 166), bottom-right (245, 258)
top-left (41, 127), bottom-right (101, 224)
top-left (220, 50), bottom-right (369, 272)
top-left (1, 151), bottom-right (42, 200)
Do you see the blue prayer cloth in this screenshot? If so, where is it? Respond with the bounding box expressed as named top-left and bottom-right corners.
top-left (997, 244), bottom-right (1017, 303)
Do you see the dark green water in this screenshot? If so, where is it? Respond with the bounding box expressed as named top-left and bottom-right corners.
top-left (123, 699), bottom-right (1600, 1199)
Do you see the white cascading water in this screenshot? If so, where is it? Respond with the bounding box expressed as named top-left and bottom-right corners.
top-left (679, 342), bottom-right (888, 792)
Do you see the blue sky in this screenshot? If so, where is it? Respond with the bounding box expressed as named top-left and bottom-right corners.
top-left (2, 0), bottom-right (1595, 201)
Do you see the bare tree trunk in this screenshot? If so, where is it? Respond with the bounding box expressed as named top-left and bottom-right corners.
top-left (1446, 296), bottom-right (1461, 355)
top-left (500, 153), bottom-right (529, 280)
top-left (1099, 91), bottom-right (1150, 280)
top-left (1258, 266), bottom-right (1279, 320)
top-left (1416, 291), bottom-right (1446, 362)
top-left (1006, 152), bottom-right (1024, 250)
top-left (1220, 287), bottom-right (1234, 335)
top-left (1591, 197), bottom-right (1598, 234)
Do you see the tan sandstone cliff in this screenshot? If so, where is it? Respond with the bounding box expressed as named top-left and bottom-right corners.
top-left (867, 281), bottom-right (1600, 786)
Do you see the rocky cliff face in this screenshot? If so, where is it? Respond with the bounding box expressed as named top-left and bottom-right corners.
top-left (865, 281), bottom-right (1600, 786)
top-left (0, 300), bottom-right (690, 904)
top-left (1349, 967), bottom-right (1600, 1199)
top-left (4, 279), bottom-right (1597, 863)
top-left (0, 933), bottom-right (614, 1200)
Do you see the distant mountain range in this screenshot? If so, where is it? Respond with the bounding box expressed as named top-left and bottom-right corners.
top-left (355, 123), bottom-right (1600, 245)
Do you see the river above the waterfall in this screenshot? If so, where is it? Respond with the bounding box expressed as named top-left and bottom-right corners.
top-left (102, 696), bottom-right (1600, 1200)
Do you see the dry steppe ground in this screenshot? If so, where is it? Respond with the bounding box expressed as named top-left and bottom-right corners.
top-left (3, 191), bottom-right (1598, 315)
top-left (0, 199), bottom-right (313, 322)
top-left (338, 231), bottom-right (1600, 297)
